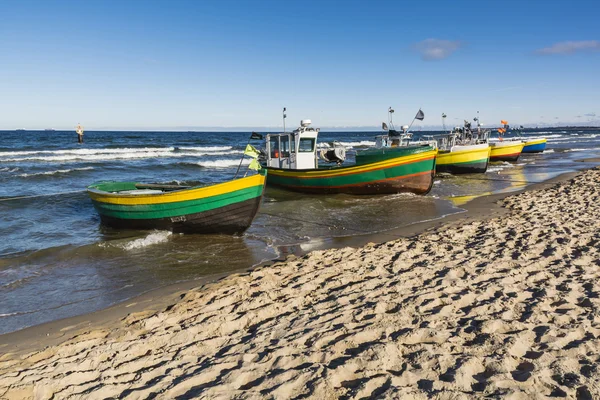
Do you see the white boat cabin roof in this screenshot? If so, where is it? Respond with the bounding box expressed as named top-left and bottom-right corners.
top-left (265, 120), bottom-right (322, 170)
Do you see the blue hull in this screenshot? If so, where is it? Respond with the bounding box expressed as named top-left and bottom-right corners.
top-left (522, 142), bottom-right (546, 153)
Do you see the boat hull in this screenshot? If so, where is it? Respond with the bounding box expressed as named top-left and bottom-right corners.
top-left (490, 142), bottom-right (524, 162)
top-left (522, 138), bottom-right (547, 153)
top-left (265, 147), bottom-right (437, 195)
top-left (87, 171), bottom-right (266, 234)
top-left (436, 144), bottom-right (490, 174)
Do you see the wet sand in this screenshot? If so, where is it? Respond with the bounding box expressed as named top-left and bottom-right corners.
top-left (1, 168), bottom-right (599, 399)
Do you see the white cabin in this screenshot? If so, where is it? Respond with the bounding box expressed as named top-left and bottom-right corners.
top-left (265, 120), bottom-right (320, 170)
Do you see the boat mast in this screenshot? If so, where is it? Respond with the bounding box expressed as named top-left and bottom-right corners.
top-left (407, 108), bottom-right (424, 132)
top-left (388, 107), bottom-right (395, 130)
top-left (442, 113), bottom-right (447, 133)
top-left (283, 107), bottom-right (287, 133)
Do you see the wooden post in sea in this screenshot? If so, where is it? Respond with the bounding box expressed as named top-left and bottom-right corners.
top-left (76, 123), bottom-right (84, 144)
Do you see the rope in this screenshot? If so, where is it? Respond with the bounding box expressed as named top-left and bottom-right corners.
top-left (0, 190), bottom-right (85, 202)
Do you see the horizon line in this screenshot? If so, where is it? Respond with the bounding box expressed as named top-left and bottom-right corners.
top-left (2, 125), bottom-right (599, 133)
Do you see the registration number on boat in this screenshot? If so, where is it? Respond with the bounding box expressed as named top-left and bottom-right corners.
top-left (170, 216), bottom-right (187, 222)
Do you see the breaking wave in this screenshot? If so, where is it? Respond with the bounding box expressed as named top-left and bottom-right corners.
top-left (338, 140), bottom-right (376, 148)
top-left (18, 167), bottom-right (94, 178)
top-left (0, 146), bottom-right (241, 163)
top-left (110, 231), bottom-right (173, 251)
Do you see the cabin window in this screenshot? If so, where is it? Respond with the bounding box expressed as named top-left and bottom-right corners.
top-left (298, 138), bottom-right (315, 152)
top-left (290, 135), bottom-right (296, 153)
top-left (281, 136), bottom-right (290, 157)
top-left (269, 136), bottom-right (280, 158)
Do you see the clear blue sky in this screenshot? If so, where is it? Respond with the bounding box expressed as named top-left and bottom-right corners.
top-left (0, 0), bottom-right (599, 130)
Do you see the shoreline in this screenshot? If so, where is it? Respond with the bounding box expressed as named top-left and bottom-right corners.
top-left (1, 165), bottom-right (600, 398)
top-left (0, 168), bottom-right (583, 354)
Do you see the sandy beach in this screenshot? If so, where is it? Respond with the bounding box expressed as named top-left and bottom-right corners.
top-left (1, 167), bottom-right (600, 399)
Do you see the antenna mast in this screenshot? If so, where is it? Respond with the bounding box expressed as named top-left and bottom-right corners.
top-left (442, 113), bottom-right (447, 133)
top-left (283, 107), bottom-right (287, 133)
top-left (407, 108), bottom-right (423, 132)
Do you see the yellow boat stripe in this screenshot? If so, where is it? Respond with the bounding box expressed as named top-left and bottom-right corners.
top-left (436, 147), bottom-right (490, 165)
top-left (88, 173), bottom-right (266, 205)
top-left (525, 138), bottom-right (547, 146)
top-left (491, 143), bottom-right (524, 156)
top-left (269, 150), bottom-right (437, 178)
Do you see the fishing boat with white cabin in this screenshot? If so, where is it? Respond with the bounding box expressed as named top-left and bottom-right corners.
top-left (379, 110), bottom-right (490, 174)
top-left (262, 117), bottom-right (437, 195)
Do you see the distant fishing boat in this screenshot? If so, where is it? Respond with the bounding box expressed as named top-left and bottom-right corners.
top-left (262, 118), bottom-right (437, 195)
top-left (522, 137), bottom-right (547, 153)
top-left (436, 142), bottom-right (490, 174)
top-left (489, 141), bottom-right (525, 161)
top-left (87, 170), bottom-right (267, 234)
top-left (490, 120), bottom-right (525, 161)
top-left (380, 110), bottom-right (490, 174)
top-left (497, 125), bottom-right (547, 154)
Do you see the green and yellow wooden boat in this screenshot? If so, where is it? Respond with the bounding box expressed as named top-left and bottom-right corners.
top-left (489, 141), bottom-right (525, 162)
top-left (263, 120), bottom-right (437, 195)
top-left (379, 122), bottom-right (490, 175)
top-left (436, 143), bottom-right (491, 174)
top-left (87, 170), bottom-right (266, 234)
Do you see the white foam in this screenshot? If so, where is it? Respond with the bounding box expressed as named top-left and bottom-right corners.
top-left (121, 231), bottom-right (172, 250)
top-left (543, 149), bottom-right (555, 153)
top-left (0, 150), bottom-right (242, 163)
top-left (197, 159), bottom-right (250, 168)
top-left (532, 133), bottom-right (563, 138)
top-left (18, 167), bottom-right (94, 178)
top-left (547, 135), bottom-right (598, 142)
top-left (486, 162), bottom-right (514, 173)
top-left (565, 148), bottom-right (600, 152)
top-left (338, 140), bottom-right (376, 148)
top-left (0, 167), bottom-right (20, 173)
top-left (0, 146), bottom-right (243, 163)
top-left (0, 147), bottom-right (175, 157)
top-left (0, 312), bottom-right (20, 318)
top-left (177, 146), bottom-right (233, 151)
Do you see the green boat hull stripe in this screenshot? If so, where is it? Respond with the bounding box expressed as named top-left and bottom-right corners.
top-left (438, 157), bottom-right (489, 166)
top-left (267, 158), bottom-right (434, 188)
top-left (91, 185), bottom-right (264, 220)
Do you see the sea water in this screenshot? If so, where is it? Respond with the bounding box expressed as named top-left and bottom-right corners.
top-left (1, 128), bottom-right (599, 334)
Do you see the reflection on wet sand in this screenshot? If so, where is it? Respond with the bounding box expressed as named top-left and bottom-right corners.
top-left (444, 164), bottom-right (557, 207)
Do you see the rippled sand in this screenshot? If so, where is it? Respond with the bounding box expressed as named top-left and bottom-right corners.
top-left (1, 168), bottom-right (600, 399)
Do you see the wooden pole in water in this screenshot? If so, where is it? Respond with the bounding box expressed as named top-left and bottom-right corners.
top-left (76, 123), bottom-right (84, 144)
